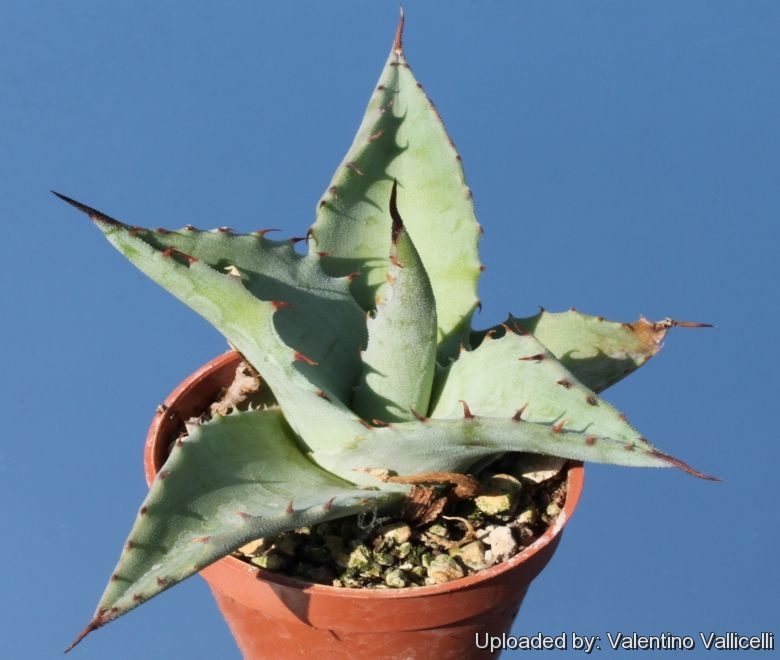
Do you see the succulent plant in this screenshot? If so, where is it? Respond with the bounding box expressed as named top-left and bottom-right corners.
top-left (58, 13), bottom-right (713, 652)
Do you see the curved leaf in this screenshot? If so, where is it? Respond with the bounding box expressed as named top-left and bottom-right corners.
top-left (69, 409), bottom-right (406, 650)
top-left (54, 194), bottom-right (365, 453)
top-left (473, 310), bottom-right (711, 393)
top-left (54, 193), bottom-right (366, 404)
top-left (317, 414), bottom-right (716, 482)
top-left (430, 327), bottom-right (642, 445)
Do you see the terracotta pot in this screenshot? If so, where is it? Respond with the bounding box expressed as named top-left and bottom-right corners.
top-left (145, 351), bottom-right (585, 659)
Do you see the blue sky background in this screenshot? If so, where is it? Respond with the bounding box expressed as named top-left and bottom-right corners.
top-left (2, 1), bottom-right (778, 657)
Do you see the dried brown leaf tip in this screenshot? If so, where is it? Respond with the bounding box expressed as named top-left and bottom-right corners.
top-left (633, 316), bottom-right (713, 352)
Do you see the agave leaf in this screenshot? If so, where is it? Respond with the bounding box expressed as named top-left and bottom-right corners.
top-left (309, 23), bottom-right (481, 363)
top-left (473, 310), bottom-right (710, 393)
top-left (69, 409), bottom-right (406, 650)
top-left (352, 183), bottom-right (437, 422)
top-left (123, 226), bottom-right (369, 397)
top-left (318, 414), bottom-right (716, 482)
top-left (429, 327), bottom-right (643, 445)
top-left (54, 193), bottom-right (366, 453)
top-left (53, 193), bottom-right (366, 404)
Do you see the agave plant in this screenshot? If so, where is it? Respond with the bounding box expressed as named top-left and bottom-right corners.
top-left (58, 15), bottom-right (713, 651)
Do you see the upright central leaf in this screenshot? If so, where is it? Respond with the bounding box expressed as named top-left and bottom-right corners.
top-left (352, 183), bottom-right (437, 422)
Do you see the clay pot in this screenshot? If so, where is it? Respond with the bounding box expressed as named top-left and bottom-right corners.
top-left (145, 351), bottom-right (584, 659)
